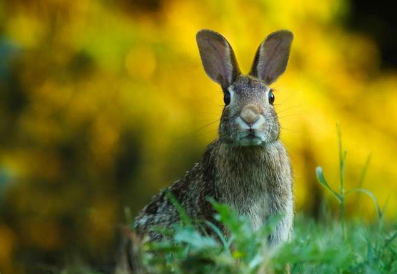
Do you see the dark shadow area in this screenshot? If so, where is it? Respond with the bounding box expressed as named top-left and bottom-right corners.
top-left (348, 0), bottom-right (397, 69)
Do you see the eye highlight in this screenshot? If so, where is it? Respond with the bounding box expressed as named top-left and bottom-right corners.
top-left (223, 90), bottom-right (231, 106)
top-left (268, 89), bottom-right (275, 105)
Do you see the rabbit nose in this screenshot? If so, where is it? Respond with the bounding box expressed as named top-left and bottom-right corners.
top-left (240, 104), bottom-right (260, 126)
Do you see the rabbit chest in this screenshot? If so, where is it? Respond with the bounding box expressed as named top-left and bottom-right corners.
top-left (213, 142), bottom-right (293, 231)
top-left (216, 164), bottom-right (272, 230)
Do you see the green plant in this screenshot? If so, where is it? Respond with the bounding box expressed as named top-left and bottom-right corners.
top-left (137, 126), bottom-right (396, 274)
top-left (316, 123), bottom-right (383, 239)
top-left (141, 202), bottom-right (396, 274)
top-left (59, 128), bottom-right (397, 273)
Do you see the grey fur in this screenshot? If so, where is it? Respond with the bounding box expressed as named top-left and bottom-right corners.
top-left (135, 29), bottom-right (294, 246)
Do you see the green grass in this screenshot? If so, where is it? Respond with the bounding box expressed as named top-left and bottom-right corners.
top-left (140, 203), bottom-right (396, 274)
top-left (62, 126), bottom-right (397, 274)
top-left (137, 125), bottom-right (396, 274)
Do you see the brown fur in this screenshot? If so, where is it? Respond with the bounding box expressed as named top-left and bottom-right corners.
top-left (134, 29), bottom-right (294, 246)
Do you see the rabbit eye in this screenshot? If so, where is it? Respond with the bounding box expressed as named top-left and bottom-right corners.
top-left (223, 90), bottom-right (231, 106)
top-left (268, 89), bottom-right (275, 105)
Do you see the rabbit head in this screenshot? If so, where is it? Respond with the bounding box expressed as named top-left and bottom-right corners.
top-left (196, 30), bottom-right (293, 146)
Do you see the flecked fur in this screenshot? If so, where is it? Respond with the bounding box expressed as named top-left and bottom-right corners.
top-left (135, 30), bottom-right (294, 246)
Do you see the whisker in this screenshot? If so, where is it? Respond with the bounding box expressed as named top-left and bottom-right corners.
top-left (276, 90), bottom-right (301, 106)
top-left (278, 112), bottom-right (307, 119)
top-left (176, 128), bottom-right (219, 142)
top-left (177, 119), bottom-right (220, 140)
top-left (280, 126), bottom-right (302, 133)
top-left (276, 105), bottom-right (300, 114)
top-left (192, 111), bottom-right (221, 116)
top-left (280, 141), bottom-right (298, 162)
top-left (195, 118), bottom-right (222, 121)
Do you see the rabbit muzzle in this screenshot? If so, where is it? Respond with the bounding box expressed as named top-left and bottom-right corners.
top-left (236, 104), bottom-right (266, 146)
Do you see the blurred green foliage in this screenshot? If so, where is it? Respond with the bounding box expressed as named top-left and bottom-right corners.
top-left (0, 0), bottom-right (396, 273)
top-left (141, 201), bottom-right (397, 274)
top-left (140, 132), bottom-right (397, 274)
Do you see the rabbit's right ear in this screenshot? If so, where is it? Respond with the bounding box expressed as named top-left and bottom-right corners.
top-left (196, 30), bottom-right (241, 89)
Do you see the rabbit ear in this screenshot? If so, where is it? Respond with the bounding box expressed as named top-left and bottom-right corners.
top-left (196, 30), bottom-right (241, 88)
top-left (250, 30), bottom-right (293, 84)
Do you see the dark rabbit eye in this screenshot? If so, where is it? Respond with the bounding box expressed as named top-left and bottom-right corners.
top-left (223, 90), bottom-right (231, 106)
top-left (268, 89), bottom-right (275, 105)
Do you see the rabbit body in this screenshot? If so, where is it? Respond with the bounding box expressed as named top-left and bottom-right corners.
top-left (135, 30), bottom-right (294, 246)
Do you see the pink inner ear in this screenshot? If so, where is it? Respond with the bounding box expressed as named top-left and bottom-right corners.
top-left (250, 31), bottom-right (293, 84)
top-left (196, 30), bottom-right (240, 88)
top-left (259, 39), bottom-right (284, 83)
top-left (206, 38), bottom-right (231, 85)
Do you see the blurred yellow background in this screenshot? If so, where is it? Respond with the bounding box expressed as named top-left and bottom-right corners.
top-left (0, 0), bottom-right (396, 273)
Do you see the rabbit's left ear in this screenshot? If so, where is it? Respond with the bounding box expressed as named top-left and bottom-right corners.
top-left (250, 30), bottom-right (293, 84)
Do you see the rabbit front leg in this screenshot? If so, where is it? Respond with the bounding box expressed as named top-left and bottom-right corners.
top-left (266, 195), bottom-right (294, 247)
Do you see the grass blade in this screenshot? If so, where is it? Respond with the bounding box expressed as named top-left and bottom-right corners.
top-left (316, 166), bottom-right (341, 202)
top-left (165, 191), bottom-right (193, 227)
top-left (359, 154), bottom-right (372, 187)
top-left (346, 188), bottom-right (382, 220)
top-left (205, 220), bottom-right (230, 252)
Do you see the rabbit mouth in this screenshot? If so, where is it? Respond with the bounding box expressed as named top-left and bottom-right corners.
top-left (238, 132), bottom-right (265, 146)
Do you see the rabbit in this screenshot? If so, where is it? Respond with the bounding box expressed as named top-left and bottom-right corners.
top-left (134, 29), bottom-right (294, 247)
